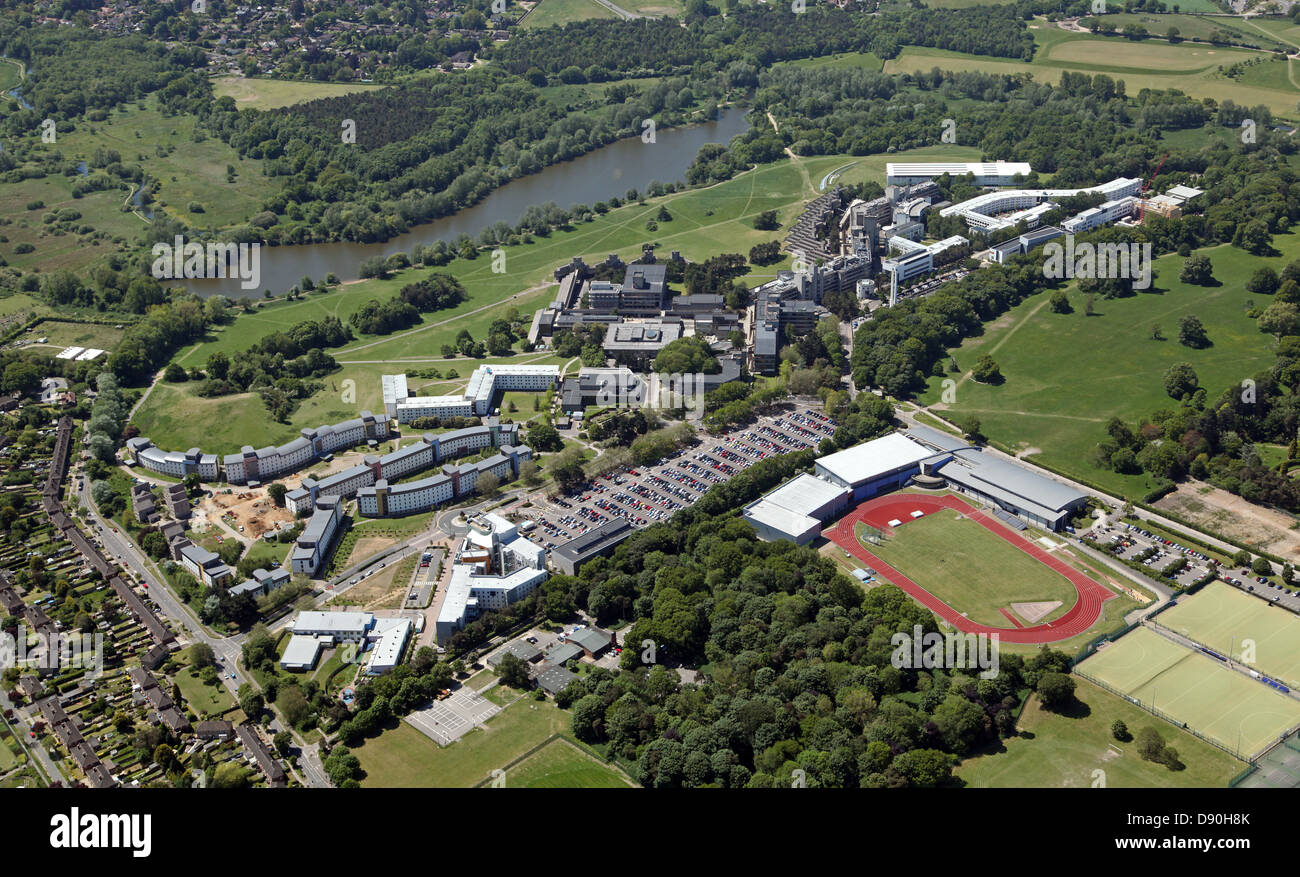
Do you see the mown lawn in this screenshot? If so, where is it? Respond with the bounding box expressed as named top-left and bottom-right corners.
top-left (918, 239), bottom-right (1283, 499)
top-left (861, 510), bottom-right (1080, 627)
top-left (354, 699), bottom-right (570, 787)
top-left (957, 678), bottom-right (1244, 788)
top-left (505, 737), bottom-right (635, 788)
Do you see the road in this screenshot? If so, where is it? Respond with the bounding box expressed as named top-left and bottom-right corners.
top-left (72, 463), bottom-right (330, 787)
top-left (590, 0), bottom-right (636, 18)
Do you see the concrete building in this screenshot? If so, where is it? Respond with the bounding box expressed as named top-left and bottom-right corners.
top-left (940, 178), bottom-right (1141, 232)
top-left (1062, 197), bottom-right (1136, 233)
top-left (292, 610), bottom-right (374, 642)
top-left (815, 433), bottom-right (939, 502)
top-left (936, 450), bottom-right (1088, 531)
top-left (550, 518), bottom-right (634, 575)
top-left (179, 543), bottom-right (234, 588)
top-left (436, 513), bottom-right (548, 643)
top-left (289, 496), bottom-right (343, 576)
top-left (366, 618), bottom-right (412, 675)
top-left (742, 472), bottom-right (851, 545)
top-left (885, 161), bottom-right (1033, 187)
top-left (602, 320), bottom-right (683, 367)
top-left (280, 634), bottom-right (327, 671)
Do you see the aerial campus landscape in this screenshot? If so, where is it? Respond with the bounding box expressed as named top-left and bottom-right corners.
top-left (7, 0), bottom-right (1300, 823)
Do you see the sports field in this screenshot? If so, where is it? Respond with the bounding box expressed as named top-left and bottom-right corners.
top-left (1078, 626), bottom-right (1300, 758)
top-left (354, 699), bottom-right (571, 787)
top-left (1157, 581), bottom-right (1300, 688)
top-left (828, 493), bottom-right (1116, 643)
top-left (503, 738), bottom-right (634, 788)
top-left (859, 509), bottom-right (1077, 627)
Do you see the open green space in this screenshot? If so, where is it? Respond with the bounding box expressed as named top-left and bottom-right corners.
top-left (173, 665), bottom-right (237, 717)
top-left (919, 240), bottom-right (1282, 499)
top-left (505, 737), bottom-right (635, 787)
top-left (211, 75), bottom-right (383, 111)
top-left (25, 320), bottom-right (124, 353)
top-left (884, 26), bottom-right (1299, 118)
top-left (859, 508), bottom-right (1079, 627)
top-left (354, 698), bottom-right (570, 787)
top-left (0, 58), bottom-right (22, 92)
top-left (782, 51), bottom-right (884, 72)
top-left (1077, 626), bottom-right (1300, 757)
top-left (0, 173), bottom-right (146, 273)
top-left (54, 98), bottom-right (269, 229)
top-left (1096, 13), bottom-right (1271, 46)
top-left (957, 677), bottom-right (1243, 788)
top-left (1158, 581), bottom-right (1300, 687)
top-left (521, 0), bottom-right (619, 29)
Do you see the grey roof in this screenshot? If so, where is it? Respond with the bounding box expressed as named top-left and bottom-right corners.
top-left (299, 498), bottom-right (340, 544)
top-left (489, 640), bottom-right (542, 665)
top-left (903, 424), bottom-right (973, 454)
top-left (544, 642), bottom-right (584, 666)
top-left (567, 627), bottom-right (612, 654)
top-left (551, 519), bottom-right (632, 563)
top-left (938, 450), bottom-right (1086, 519)
top-left (535, 664), bottom-right (578, 694)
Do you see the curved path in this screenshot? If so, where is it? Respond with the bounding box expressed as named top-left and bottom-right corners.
top-left (826, 493), bottom-right (1115, 644)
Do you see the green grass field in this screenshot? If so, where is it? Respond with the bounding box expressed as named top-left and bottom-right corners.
top-left (212, 75), bottom-right (382, 110)
top-left (54, 99), bottom-right (269, 229)
top-left (173, 666), bottom-right (236, 717)
top-left (522, 0), bottom-right (618, 28)
top-left (25, 320), bottom-right (124, 354)
top-left (354, 699), bottom-right (570, 787)
top-left (504, 737), bottom-right (634, 787)
top-left (1078, 626), bottom-right (1300, 757)
top-left (919, 240), bottom-right (1282, 499)
top-left (957, 677), bottom-right (1244, 787)
top-left (885, 26), bottom-right (1299, 118)
top-left (860, 508), bottom-right (1079, 627)
top-left (1158, 581), bottom-right (1300, 688)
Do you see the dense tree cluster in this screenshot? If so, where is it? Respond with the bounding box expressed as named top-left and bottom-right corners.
top-left (491, 6), bottom-right (1034, 80)
top-left (535, 447), bottom-right (1071, 786)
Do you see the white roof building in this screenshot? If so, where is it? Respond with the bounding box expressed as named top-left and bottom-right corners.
top-left (292, 611), bottom-right (373, 641)
top-left (815, 433), bottom-right (937, 499)
top-left (742, 472), bottom-right (850, 545)
top-left (366, 618), bottom-right (412, 675)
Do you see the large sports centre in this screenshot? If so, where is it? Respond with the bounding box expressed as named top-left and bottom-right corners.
top-left (743, 424), bottom-right (1088, 545)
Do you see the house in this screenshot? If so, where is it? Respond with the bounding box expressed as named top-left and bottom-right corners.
top-left (195, 720), bottom-right (235, 740)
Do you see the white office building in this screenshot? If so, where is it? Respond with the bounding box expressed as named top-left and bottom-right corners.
top-left (435, 512), bottom-right (548, 643)
top-left (290, 496), bottom-right (343, 576)
top-left (886, 161), bottom-right (1032, 187)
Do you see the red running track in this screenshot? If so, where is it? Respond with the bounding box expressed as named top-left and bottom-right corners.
top-left (826, 493), bottom-right (1115, 644)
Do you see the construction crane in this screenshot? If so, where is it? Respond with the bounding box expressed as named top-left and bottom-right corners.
top-left (1142, 152), bottom-right (1169, 194)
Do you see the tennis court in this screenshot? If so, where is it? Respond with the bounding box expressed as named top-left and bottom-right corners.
top-left (1078, 627), bottom-right (1300, 758)
top-left (1157, 581), bottom-right (1300, 688)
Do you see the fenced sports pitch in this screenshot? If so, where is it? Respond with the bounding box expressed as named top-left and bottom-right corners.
top-left (1155, 581), bottom-right (1300, 689)
top-left (1077, 626), bottom-right (1300, 759)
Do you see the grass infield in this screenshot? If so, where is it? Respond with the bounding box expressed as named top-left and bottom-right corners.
top-left (859, 509), bottom-right (1077, 628)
